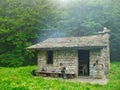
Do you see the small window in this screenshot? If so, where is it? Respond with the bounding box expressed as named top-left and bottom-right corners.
top-left (47, 51), bottom-right (53, 64)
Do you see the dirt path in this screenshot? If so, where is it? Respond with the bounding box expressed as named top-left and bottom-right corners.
top-left (44, 77), bottom-right (109, 85)
top-left (66, 78), bottom-right (109, 85)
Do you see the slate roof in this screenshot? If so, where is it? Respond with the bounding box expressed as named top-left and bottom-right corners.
top-left (27, 34), bottom-right (108, 50)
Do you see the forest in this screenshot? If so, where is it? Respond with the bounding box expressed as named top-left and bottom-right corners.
top-left (0, 0), bottom-right (120, 67)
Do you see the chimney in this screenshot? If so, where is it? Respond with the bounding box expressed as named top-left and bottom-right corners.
top-left (98, 27), bottom-right (110, 34)
top-left (103, 27), bottom-right (110, 33)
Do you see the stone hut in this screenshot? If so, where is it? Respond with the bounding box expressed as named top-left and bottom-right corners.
top-left (27, 28), bottom-right (110, 79)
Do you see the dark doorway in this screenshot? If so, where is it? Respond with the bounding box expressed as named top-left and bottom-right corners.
top-left (78, 50), bottom-right (89, 76)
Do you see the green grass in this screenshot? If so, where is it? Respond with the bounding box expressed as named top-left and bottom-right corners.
top-left (0, 62), bottom-right (120, 90)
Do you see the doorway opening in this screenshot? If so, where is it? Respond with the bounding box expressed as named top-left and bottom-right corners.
top-left (78, 50), bottom-right (89, 76)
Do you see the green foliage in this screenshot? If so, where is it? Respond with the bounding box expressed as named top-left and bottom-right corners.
top-left (0, 62), bottom-right (120, 90)
top-left (0, 0), bottom-right (59, 66)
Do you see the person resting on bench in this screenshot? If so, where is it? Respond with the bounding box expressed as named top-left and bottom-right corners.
top-left (61, 67), bottom-right (67, 79)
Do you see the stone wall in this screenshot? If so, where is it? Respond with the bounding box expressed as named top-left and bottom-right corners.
top-left (89, 48), bottom-right (109, 79)
top-left (89, 33), bottom-right (110, 79)
top-left (101, 47), bottom-right (110, 78)
top-left (37, 51), bottom-right (47, 71)
top-left (37, 50), bottom-right (78, 76)
top-left (54, 50), bottom-right (78, 75)
top-left (100, 33), bottom-right (110, 78)
top-left (90, 49), bottom-right (102, 78)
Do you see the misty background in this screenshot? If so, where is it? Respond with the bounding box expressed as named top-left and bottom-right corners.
top-left (0, 0), bottom-right (120, 67)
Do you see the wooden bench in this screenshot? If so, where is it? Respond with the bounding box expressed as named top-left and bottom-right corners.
top-left (37, 71), bottom-right (75, 78)
top-left (38, 71), bottom-right (60, 77)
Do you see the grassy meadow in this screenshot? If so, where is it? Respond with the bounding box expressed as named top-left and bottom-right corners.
top-left (0, 62), bottom-right (120, 90)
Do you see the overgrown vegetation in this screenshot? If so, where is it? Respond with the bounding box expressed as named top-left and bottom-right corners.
top-left (0, 62), bottom-right (120, 90)
top-left (0, 0), bottom-right (60, 66)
